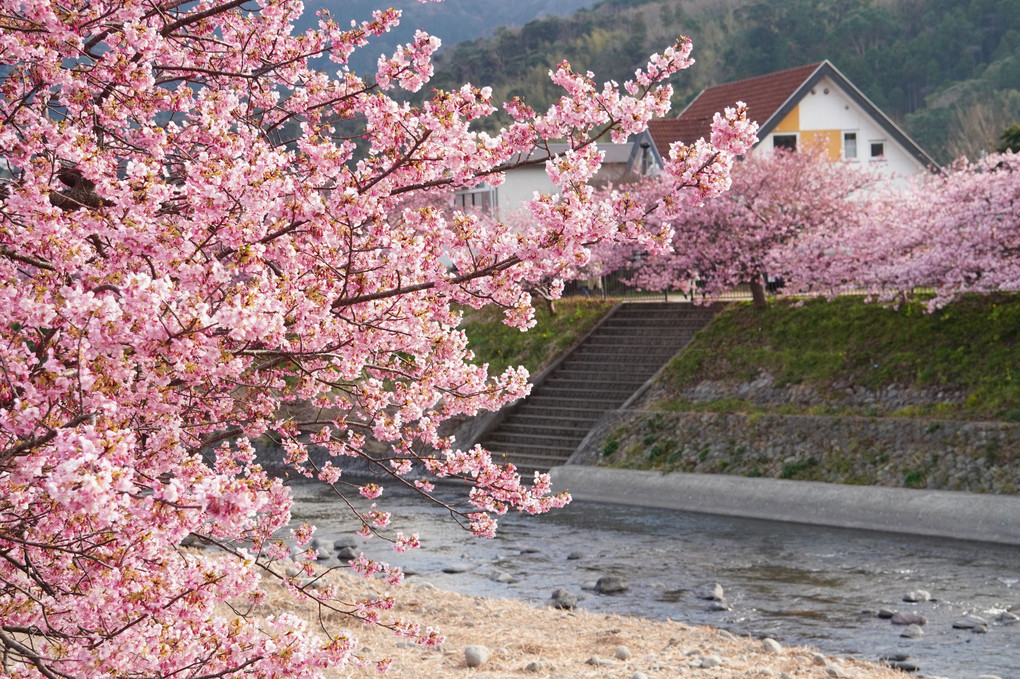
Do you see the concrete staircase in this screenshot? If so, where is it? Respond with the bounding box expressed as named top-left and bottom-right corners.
top-left (476, 302), bottom-right (720, 474)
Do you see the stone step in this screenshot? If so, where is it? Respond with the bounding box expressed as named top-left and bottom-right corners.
top-left (493, 420), bottom-right (592, 436)
top-left (541, 368), bottom-right (661, 383)
top-left (610, 303), bottom-right (685, 313)
top-left (500, 421), bottom-right (600, 435)
top-left (542, 375), bottom-right (652, 389)
top-left (496, 422), bottom-right (596, 437)
top-left (529, 386), bottom-right (636, 401)
top-left (568, 344), bottom-right (684, 355)
top-left (502, 411), bottom-right (606, 428)
top-left (607, 311), bottom-right (714, 322)
top-left (596, 318), bottom-right (710, 328)
top-left (558, 351), bottom-right (678, 365)
top-left (588, 333), bottom-right (701, 344)
top-left (520, 394), bottom-right (629, 408)
top-left (489, 436), bottom-right (586, 452)
top-left (550, 361), bottom-right (662, 372)
top-left (471, 302), bottom-right (724, 472)
top-left (569, 347), bottom-right (683, 360)
top-left (479, 436), bottom-right (579, 452)
top-left (533, 388), bottom-right (647, 403)
top-left (592, 325), bottom-right (701, 335)
top-left (508, 403), bottom-right (608, 417)
top-left (538, 375), bottom-right (646, 389)
top-left (483, 442), bottom-right (579, 456)
top-left (550, 365), bottom-right (662, 378)
top-left (488, 451), bottom-right (573, 474)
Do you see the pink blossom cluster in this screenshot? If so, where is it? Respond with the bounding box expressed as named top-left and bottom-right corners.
top-left (595, 142), bottom-right (1020, 312)
top-left (787, 151), bottom-right (1020, 308)
top-left (0, 0), bottom-right (748, 676)
top-left (593, 144), bottom-right (879, 298)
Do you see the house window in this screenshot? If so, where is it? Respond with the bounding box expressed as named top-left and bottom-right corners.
top-left (454, 183), bottom-right (497, 214)
top-left (843, 132), bottom-right (858, 159)
top-left (773, 134), bottom-right (797, 151)
top-left (870, 141), bottom-right (885, 159)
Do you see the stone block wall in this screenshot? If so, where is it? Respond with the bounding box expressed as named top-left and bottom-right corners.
top-left (574, 410), bottom-right (1020, 494)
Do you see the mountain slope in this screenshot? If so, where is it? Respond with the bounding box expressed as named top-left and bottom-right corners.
top-left (295, 0), bottom-right (601, 74)
top-left (421, 0), bottom-right (1020, 163)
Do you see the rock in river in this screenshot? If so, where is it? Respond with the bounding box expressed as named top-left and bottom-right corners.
top-left (595, 576), bottom-right (629, 594)
top-left (550, 588), bottom-right (578, 610)
top-left (952, 613), bottom-right (989, 630)
top-left (442, 562), bottom-right (474, 574)
top-left (900, 624), bottom-right (924, 639)
top-left (699, 582), bottom-right (725, 601)
top-left (890, 611), bottom-right (927, 626)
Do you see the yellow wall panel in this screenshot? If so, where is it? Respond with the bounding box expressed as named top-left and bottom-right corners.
top-left (802, 130), bottom-right (843, 159)
top-left (773, 105), bottom-right (800, 132)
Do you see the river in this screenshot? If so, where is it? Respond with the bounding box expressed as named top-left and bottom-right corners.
top-left (288, 480), bottom-right (1020, 678)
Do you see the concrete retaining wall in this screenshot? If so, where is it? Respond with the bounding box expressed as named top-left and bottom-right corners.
top-left (548, 465), bottom-right (1020, 546)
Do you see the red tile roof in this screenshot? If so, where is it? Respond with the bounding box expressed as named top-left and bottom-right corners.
top-left (649, 62), bottom-right (822, 149)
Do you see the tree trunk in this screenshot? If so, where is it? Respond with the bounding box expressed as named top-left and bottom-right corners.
top-left (750, 280), bottom-right (767, 309)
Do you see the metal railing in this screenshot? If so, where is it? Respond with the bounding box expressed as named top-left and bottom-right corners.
top-left (563, 276), bottom-right (753, 303)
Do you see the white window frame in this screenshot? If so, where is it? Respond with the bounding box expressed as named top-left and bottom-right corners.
top-left (772, 133), bottom-right (798, 152)
top-left (843, 131), bottom-right (858, 160)
top-left (869, 140), bottom-right (886, 161)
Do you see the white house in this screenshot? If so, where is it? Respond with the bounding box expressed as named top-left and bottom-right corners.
top-left (454, 141), bottom-right (648, 216)
top-left (638, 60), bottom-right (939, 179)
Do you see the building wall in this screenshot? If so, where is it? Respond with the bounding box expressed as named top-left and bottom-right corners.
top-left (497, 165), bottom-right (558, 214)
top-left (478, 150), bottom-right (640, 215)
top-left (757, 75), bottom-right (926, 179)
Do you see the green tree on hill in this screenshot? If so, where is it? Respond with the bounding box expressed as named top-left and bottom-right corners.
top-left (999, 123), bottom-right (1020, 152)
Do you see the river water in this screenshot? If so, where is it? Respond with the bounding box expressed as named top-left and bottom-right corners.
top-left (288, 481), bottom-right (1020, 678)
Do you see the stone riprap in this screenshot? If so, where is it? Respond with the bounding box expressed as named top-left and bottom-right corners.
top-left (579, 409), bottom-right (1020, 493)
top-left (657, 372), bottom-right (966, 414)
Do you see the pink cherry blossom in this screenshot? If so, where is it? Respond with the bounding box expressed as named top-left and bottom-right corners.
top-left (595, 143), bottom-right (878, 304)
top-left (0, 0), bottom-right (750, 676)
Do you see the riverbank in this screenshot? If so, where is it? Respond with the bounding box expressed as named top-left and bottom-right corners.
top-left (549, 465), bottom-right (1020, 546)
top-left (257, 562), bottom-right (910, 679)
top-left (287, 480), bottom-right (1020, 679)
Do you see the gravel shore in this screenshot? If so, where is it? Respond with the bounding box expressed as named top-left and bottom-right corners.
top-left (260, 564), bottom-right (911, 679)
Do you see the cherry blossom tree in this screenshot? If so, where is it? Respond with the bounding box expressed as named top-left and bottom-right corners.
top-left (0, 0), bottom-right (756, 676)
top-left (605, 146), bottom-right (1020, 312)
top-left (597, 146), bottom-right (878, 306)
top-left (789, 151), bottom-right (1020, 309)
top-left (888, 151), bottom-right (1020, 307)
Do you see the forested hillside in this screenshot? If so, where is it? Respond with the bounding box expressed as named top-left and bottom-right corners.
top-left (296, 0), bottom-right (600, 74)
top-left (426, 0), bottom-right (1020, 163)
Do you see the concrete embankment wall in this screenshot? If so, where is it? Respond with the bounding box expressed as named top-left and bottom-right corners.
top-left (548, 465), bottom-right (1020, 546)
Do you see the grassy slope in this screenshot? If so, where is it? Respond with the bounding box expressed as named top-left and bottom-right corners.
top-left (658, 294), bottom-right (1020, 422)
top-left (457, 294), bottom-right (1020, 489)
top-left (460, 298), bottom-right (613, 377)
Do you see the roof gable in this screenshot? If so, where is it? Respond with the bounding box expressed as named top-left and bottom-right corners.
top-left (650, 62), bottom-right (822, 150)
top-left (645, 60), bottom-right (938, 170)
